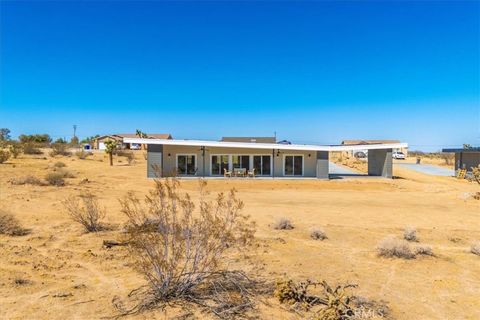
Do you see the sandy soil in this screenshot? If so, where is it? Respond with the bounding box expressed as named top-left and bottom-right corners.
top-left (1, 151), bottom-right (479, 319)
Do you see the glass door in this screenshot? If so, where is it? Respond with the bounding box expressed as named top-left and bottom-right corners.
top-left (177, 155), bottom-right (196, 175)
top-left (211, 155), bottom-right (229, 175)
top-left (232, 155), bottom-right (250, 170)
top-left (284, 155), bottom-right (303, 176)
top-left (253, 155), bottom-right (271, 175)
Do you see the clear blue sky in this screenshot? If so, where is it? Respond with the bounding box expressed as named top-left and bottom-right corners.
top-left (1, 1), bottom-right (479, 151)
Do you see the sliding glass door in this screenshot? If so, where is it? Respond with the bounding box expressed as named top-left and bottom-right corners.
top-left (253, 155), bottom-right (271, 175)
top-left (177, 155), bottom-right (196, 175)
top-left (211, 155), bottom-right (229, 175)
top-left (284, 155), bottom-right (303, 176)
top-left (232, 155), bottom-right (250, 170)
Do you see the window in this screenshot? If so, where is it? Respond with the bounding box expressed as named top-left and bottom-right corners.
top-left (177, 155), bottom-right (196, 175)
top-left (284, 155), bottom-right (303, 176)
top-left (253, 155), bottom-right (271, 175)
top-left (232, 155), bottom-right (250, 170)
top-left (211, 155), bottom-right (229, 175)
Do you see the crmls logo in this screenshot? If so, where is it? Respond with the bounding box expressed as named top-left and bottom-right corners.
top-left (353, 306), bottom-right (387, 319)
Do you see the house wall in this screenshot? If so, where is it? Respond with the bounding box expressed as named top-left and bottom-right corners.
top-left (158, 145), bottom-right (318, 177)
top-left (455, 152), bottom-right (480, 172)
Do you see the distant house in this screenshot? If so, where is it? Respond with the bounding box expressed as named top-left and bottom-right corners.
top-left (341, 139), bottom-right (408, 157)
top-left (94, 133), bottom-right (172, 150)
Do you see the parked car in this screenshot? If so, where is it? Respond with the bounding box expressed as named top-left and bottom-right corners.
top-left (130, 143), bottom-right (142, 150)
top-left (354, 151), bottom-right (367, 158)
top-left (393, 151), bottom-right (406, 160)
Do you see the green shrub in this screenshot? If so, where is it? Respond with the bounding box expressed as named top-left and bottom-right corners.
top-left (50, 143), bottom-right (71, 157)
top-left (23, 143), bottom-right (43, 155)
top-left (0, 150), bottom-right (10, 163)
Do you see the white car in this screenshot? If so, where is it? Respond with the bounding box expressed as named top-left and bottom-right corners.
top-left (130, 143), bottom-right (142, 150)
top-left (392, 151), bottom-right (405, 160)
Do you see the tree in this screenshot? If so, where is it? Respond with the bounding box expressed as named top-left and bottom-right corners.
top-left (135, 129), bottom-right (148, 138)
top-left (54, 138), bottom-right (67, 144)
top-left (70, 136), bottom-right (79, 145)
top-left (0, 128), bottom-right (10, 141)
top-left (104, 139), bottom-right (118, 166)
top-left (80, 135), bottom-right (100, 144)
top-left (19, 134), bottom-right (51, 144)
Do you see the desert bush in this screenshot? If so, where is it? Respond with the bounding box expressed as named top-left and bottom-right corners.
top-left (472, 165), bottom-right (480, 185)
top-left (55, 169), bottom-right (75, 178)
top-left (273, 279), bottom-right (386, 319)
top-left (53, 161), bottom-right (66, 168)
top-left (403, 226), bottom-right (417, 242)
top-left (377, 236), bottom-right (415, 259)
top-left (0, 149), bottom-right (10, 163)
top-left (50, 143), bottom-right (71, 157)
top-left (273, 217), bottom-right (294, 230)
top-left (114, 178), bottom-right (257, 317)
top-left (8, 142), bottom-right (22, 158)
top-left (45, 172), bottom-right (65, 186)
top-left (9, 175), bottom-right (46, 186)
top-left (62, 192), bottom-right (106, 232)
top-left (22, 143), bottom-right (43, 155)
top-left (0, 210), bottom-right (30, 236)
top-left (310, 227), bottom-right (327, 240)
top-left (75, 150), bottom-right (93, 159)
top-left (471, 241), bottom-right (480, 256)
top-left (414, 244), bottom-right (433, 256)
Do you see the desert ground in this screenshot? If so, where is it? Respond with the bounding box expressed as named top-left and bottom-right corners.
top-left (1, 151), bottom-right (479, 319)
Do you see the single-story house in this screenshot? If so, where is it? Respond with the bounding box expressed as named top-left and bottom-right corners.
top-left (341, 140), bottom-right (408, 158)
top-left (123, 136), bottom-right (408, 179)
top-left (94, 133), bottom-right (172, 150)
top-left (442, 147), bottom-right (480, 173)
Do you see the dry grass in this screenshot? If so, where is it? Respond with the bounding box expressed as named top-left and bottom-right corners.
top-left (50, 143), bottom-right (71, 157)
top-left (53, 161), bottom-right (66, 168)
top-left (414, 244), bottom-right (433, 256)
top-left (62, 192), bottom-right (107, 232)
top-left (471, 241), bottom-right (480, 256)
top-left (114, 178), bottom-right (258, 318)
top-left (0, 149), bottom-right (10, 163)
top-left (273, 217), bottom-right (294, 230)
top-left (377, 236), bottom-right (415, 259)
top-left (0, 210), bottom-right (30, 236)
top-left (404, 226), bottom-right (418, 242)
top-left (22, 143), bottom-right (42, 155)
top-left (9, 175), bottom-right (46, 186)
top-left (45, 172), bottom-right (65, 186)
top-left (310, 227), bottom-right (327, 240)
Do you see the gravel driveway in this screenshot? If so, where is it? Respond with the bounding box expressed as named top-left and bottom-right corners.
top-left (397, 163), bottom-right (454, 176)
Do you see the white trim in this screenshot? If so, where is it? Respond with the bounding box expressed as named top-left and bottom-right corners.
top-left (176, 153), bottom-right (197, 176)
top-left (283, 154), bottom-right (304, 177)
top-left (124, 137), bottom-right (408, 152)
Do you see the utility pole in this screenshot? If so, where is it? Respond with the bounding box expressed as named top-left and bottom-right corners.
top-left (73, 125), bottom-right (77, 139)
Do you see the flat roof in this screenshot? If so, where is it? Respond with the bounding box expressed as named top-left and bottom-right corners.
top-left (124, 138), bottom-right (408, 152)
top-left (442, 148), bottom-right (480, 153)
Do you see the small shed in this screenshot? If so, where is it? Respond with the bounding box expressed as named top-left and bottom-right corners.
top-left (442, 147), bottom-right (480, 172)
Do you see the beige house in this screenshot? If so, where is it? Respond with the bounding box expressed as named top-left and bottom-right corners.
top-left (94, 133), bottom-right (172, 150)
top-left (124, 136), bottom-right (408, 179)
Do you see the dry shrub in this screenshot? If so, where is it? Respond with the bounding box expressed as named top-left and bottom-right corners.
top-left (0, 210), bottom-right (30, 236)
top-left (8, 143), bottom-right (22, 158)
top-left (403, 226), bottom-right (418, 242)
top-left (114, 178), bottom-right (258, 318)
top-left (9, 175), bottom-right (46, 186)
top-left (310, 227), bottom-right (327, 240)
top-left (57, 169), bottom-right (75, 178)
top-left (45, 172), bottom-right (65, 186)
top-left (53, 161), bottom-right (66, 168)
top-left (0, 149), bottom-right (10, 163)
top-left (274, 279), bottom-right (387, 319)
top-left (377, 236), bottom-right (415, 259)
top-left (75, 150), bottom-right (92, 159)
top-left (414, 244), bottom-right (433, 256)
top-left (62, 192), bottom-right (106, 232)
top-left (50, 143), bottom-right (71, 157)
top-left (273, 217), bottom-right (294, 230)
top-left (23, 143), bottom-right (42, 155)
top-left (116, 150), bottom-right (135, 165)
top-left (471, 241), bottom-right (480, 256)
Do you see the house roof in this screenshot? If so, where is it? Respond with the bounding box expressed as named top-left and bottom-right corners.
top-left (124, 137), bottom-right (408, 152)
top-left (342, 139), bottom-right (401, 145)
top-left (442, 147), bottom-right (480, 153)
top-left (221, 137), bottom-right (276, 143)
top-left (115, 133), bottom-right (172, 139)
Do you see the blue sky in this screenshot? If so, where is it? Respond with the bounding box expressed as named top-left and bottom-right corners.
top-left (0, 1), bottom-right (479, 151)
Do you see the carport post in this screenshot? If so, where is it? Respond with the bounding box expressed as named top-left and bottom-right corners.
top-left (368, 148), bottom-right (393, 178)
